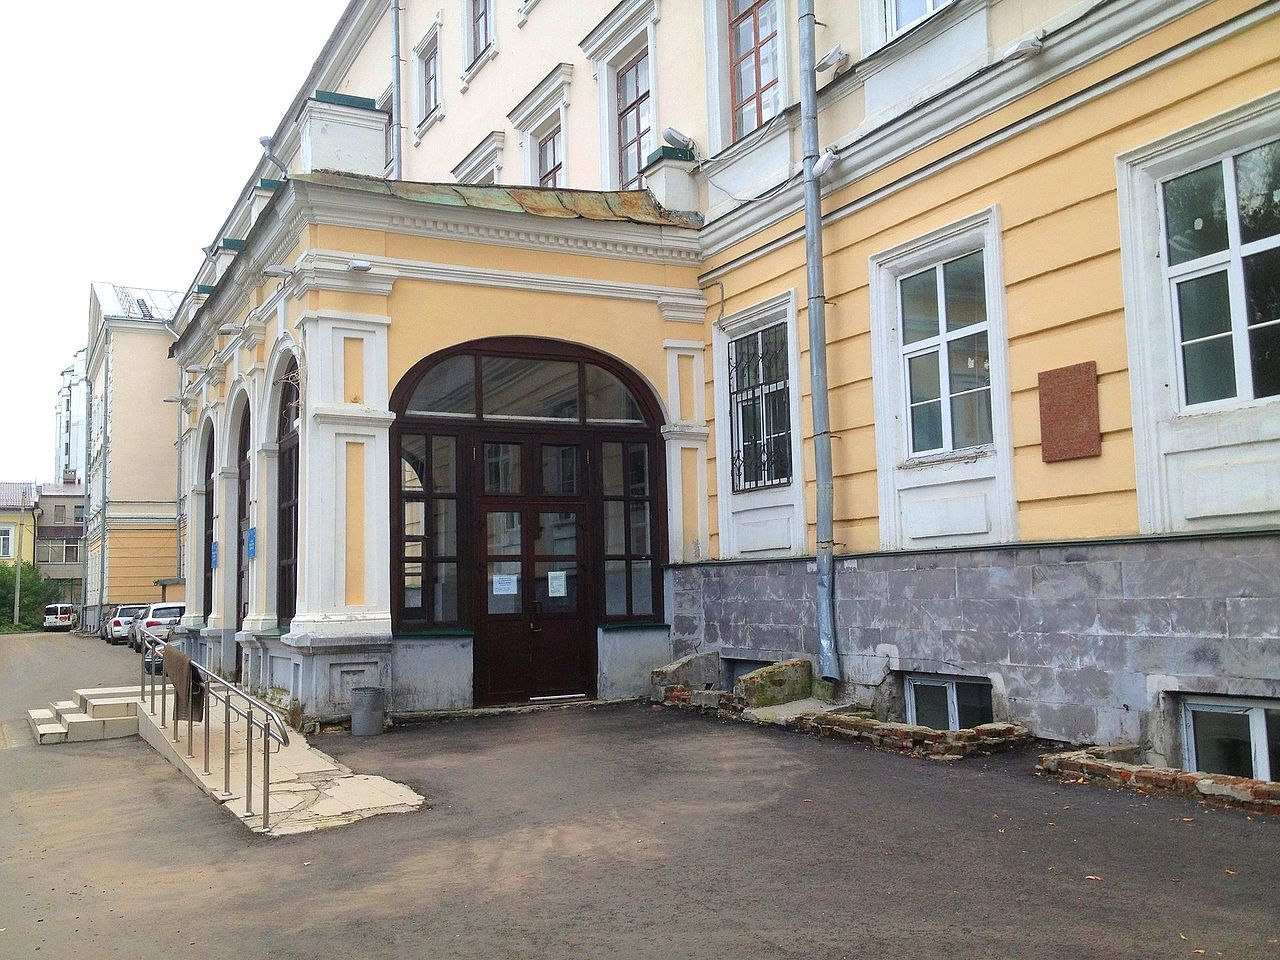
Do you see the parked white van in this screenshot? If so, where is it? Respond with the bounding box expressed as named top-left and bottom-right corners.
top-left (43, 604), bottom-right (77, 630)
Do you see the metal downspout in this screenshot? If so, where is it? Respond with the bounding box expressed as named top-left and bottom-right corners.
top-left (390, 0), bottom-right (404, 179)
top-left (164, 322), bottom-right (183, 589)
top-left (98, 331), bottom-right (110, 628)
top-left (80, 374), bottom-right (92, 626)
top-left (798, 0), bottom-right (841, 683)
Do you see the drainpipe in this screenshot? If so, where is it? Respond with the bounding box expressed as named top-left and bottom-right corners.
top-left (98, 329), bottom-right (111, 628)
top-left (164, 322), bottom-right (183, 590)
top-left (80, 372), bottom-right (92, 626)
top-left (798, 0), bottom-right (840, 683)
top-left (12, 487), bottom-right (28, 624)
top-left (389, 0), bottom-right (404, 179)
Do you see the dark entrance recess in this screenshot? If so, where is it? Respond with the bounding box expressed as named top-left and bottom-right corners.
top-left (390, 338), bottom-right (667, 706)
top-left (276, 360), bottom-right (301, 629)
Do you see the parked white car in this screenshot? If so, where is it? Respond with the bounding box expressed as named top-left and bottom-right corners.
top-left (130, 602), bottom-right (186, 652)
top-left (43, 604), bottom-right (77, 631)
top-left (105, 604), bottom-right (148, 645)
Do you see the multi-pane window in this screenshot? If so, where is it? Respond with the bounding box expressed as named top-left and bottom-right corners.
top-left (36, 540), bottom-right (80, 563)
top-left (421, 41), bottom-right (440, 120)
top-left (0, 526), bottom-right (11, 558)
top-left (617, 49), bottom-right (651, 190)
top-left (1161, 137), bottom-right (1280, 408)
top-left (276, 364), bottom-right (301, 627)
top-left (538, 124), bottom-right (563, 188)
top-left (728, 0), bottom-right (780, 140)
top-left (898, 250), bottom-right (992, 455)
top-left (892, 0), bottom-right (948, 34)
top-left (601, 440), bottom-right (655, 618)
top-left (74, 504), bottom-right (84, 523)
top-left (469, 0), bottom-right (492, 65)
top-left (400, 434), bottom-right (460, 625)
top-left (1183, 697), bottom-right (1280, 781)
top-left (906, 675), bottom-right (994, 731)
top-left (729, 323), bottom-right (791, 491)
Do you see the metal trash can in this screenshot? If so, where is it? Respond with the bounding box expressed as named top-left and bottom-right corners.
top-left (350, 686), bottom-right (386, 736)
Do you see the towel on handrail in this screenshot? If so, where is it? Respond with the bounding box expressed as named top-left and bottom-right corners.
top-left (163, 645), bottom-right (193, 708)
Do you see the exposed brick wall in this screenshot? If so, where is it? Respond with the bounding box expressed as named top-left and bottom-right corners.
top-left (1039, 749), bottom-right (1280, 816)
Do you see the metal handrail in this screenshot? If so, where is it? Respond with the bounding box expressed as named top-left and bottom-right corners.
top-left (139, 631), bottom-right (290, 831)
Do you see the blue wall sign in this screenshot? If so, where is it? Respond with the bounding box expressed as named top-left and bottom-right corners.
top-left (247, 527), bottom-right (257, 560)
top-left (210, 542), bottom-right (218, 569)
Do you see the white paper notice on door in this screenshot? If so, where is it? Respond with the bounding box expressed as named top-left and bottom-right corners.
top-left (492, 574), bottom-right (519, 596)
top-left (547, 570), bottom-right (567, 598)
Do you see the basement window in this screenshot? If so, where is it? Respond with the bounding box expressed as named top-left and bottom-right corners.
top-left (905, 675), bottom-right (993, 730)
top-left (1182, 696), bottom-right (1280, 781)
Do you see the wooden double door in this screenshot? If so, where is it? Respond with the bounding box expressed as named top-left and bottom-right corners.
top-left (473, 434), bottom-right (595, 705)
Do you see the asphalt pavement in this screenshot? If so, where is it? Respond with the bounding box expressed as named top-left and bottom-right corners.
top-left (1, 630), bottom-right (1277, 959)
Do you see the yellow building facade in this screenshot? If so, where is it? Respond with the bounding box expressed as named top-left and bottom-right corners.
top-left (166, 0), bottom-right (1279, 774)
top-left (0, 484), bottom-right (39, 568)
top-left (83, 285), bottom-right (186, 627)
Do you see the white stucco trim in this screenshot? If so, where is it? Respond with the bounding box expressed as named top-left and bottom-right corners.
top-left (868, 206), bottom-right (1017, 550)
top-left (411, 11), bottom-right (445, 142)
top-left (1116, 91), bottom-right (1280, 534)
top-left (452, 130), bottom-right (506, 184)
top-left (508, 63), bottom-right (573, 187)
top-left (581, 0), bottom-right (660, 190)
top-left (711, 290), bottom-right (807, 558)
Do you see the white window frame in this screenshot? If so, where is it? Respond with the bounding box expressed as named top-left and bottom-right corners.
top-left (703, 0), bottom-right (790, 154)
top-left (0, 525), bottom-right (12, 559)
top-left (1157, 140), bottom-right (1279, 413)
top-left (905, 674), bottom-right (993, 730)
top-left (452, 131), bottom-right (505, 185)
top-left (515, 0), bottom-right (544, 27)
top-left (412, 13), bottom-right (445, 142)
top-left (712, 290), bottom-right (806, 558)
top-left (869, 206), bottom-right (1016, 550)
top-left (508, 63), bottom-right (573, 187)
top-left (581, 0), bottom-right (660, 191)
top-left (889, 0), bottom-right (951, 37)
top-left (727, 322), bottom-right (792, 492)
top-left (459, 0), bottom-right (498, 93)
top-left (376, 87), bottom-right (394, 174)
top-left (1117, 92), bottom-right (1280, 534)
top-left (1181, 695), bottom-right (1277, 782)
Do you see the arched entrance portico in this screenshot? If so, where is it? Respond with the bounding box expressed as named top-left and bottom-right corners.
top-left (390, 338), bottom-right (667, 706)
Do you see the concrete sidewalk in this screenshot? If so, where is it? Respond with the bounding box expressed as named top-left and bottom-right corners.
top-left (134, 686), bottom-right (423, 835)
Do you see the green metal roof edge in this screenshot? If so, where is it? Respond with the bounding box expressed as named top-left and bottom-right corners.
top-left (259, 178), bottom-right (285, 191)
top-left (220, 238), bottom-right (245, 251)
top-left (195, 284), bottom-right (216, 295)
top-left (313, 89), bottom-right (379, 110)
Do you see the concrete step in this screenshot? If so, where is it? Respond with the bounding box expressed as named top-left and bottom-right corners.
top-left (51, 700), bottom-right (80, 722)
top-left (74, 685), bottom-right (141, 712)
top-left (27, 709), bottom-right (67, 745)
top-left (83, 695), bottom-right (139, 720)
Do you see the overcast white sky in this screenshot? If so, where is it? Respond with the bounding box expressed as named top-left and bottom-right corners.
top-left (0, 0), bottom-right (349, 483)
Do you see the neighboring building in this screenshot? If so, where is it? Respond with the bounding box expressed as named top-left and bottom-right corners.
top-left (0, 483), bottom-right (38, 568)
top-left (83, 283), bottom-right (186, 629)
top-left (34, 483), bottom-right (85, 606)
top-left (53, 351), bottom-right (87, 485)
top-left (164, 0), bottom-right (1277, 780)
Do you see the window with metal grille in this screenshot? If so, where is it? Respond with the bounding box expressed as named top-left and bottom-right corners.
top-left (728, 322), bottom-right (791, 491)
top-left (728, 0), bottom-right (780, 140)
top-left (538, 124), bottom-right (563, 188)
top-left (616, 49), bottom-right (651, 190)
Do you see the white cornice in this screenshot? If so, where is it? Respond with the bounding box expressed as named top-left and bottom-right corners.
top-left (508, 62), bottom-right (573, 130)
top-left (580, 0), bottom-right (660, 64)
top-left (311, 405), bottom-right (397, 426)
top-left (452, 131), bottom-right (506, 183)
top-left (699, 0), bottom-right (1251, 262)
top-left (297, 248), bottom-right (705, 315)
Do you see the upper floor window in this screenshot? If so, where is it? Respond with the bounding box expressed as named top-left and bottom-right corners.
top-left (422, 41), bottom-right (440, 120)
top-left (54, 504), bottom-right (66, 523)
top-left (729, 322), bottom-right (792, 491)
top-left (74, 504), bottom-right (85, 523)
top-left (892, 0), bottom-right (948, 35)
top-left (728, 0), bottom-right (781, 140)
top-left (538, 125), bottom-right (563, 187)
top-left (469, 0), bottom-right (493, 65)
top-left (1161, 137), bottom-right (1280, 408)
top-left (617, 49), bottom-right (651, 190)
top-left (0, 525), bottom-right (13, 559)
top-left (898, 250), bottom-right (992, 455)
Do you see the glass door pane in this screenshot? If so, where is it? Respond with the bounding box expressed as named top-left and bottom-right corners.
top-left (1190, 708), bottom-right (1253, 777)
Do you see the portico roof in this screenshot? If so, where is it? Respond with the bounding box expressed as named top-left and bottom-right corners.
top-left (293, 171), bottom-right (703, 229)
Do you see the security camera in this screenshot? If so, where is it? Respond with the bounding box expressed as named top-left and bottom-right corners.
top-left (662, 127), bottom-right (696, 152)
top-left (815, 45), bottom-right (849, 73)
top-left (812, 148), bottom-right (838, 179)
top-left (347, 260), bottom-right (373, 272)
top-left (263, 265), bottom-right (294, 278)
